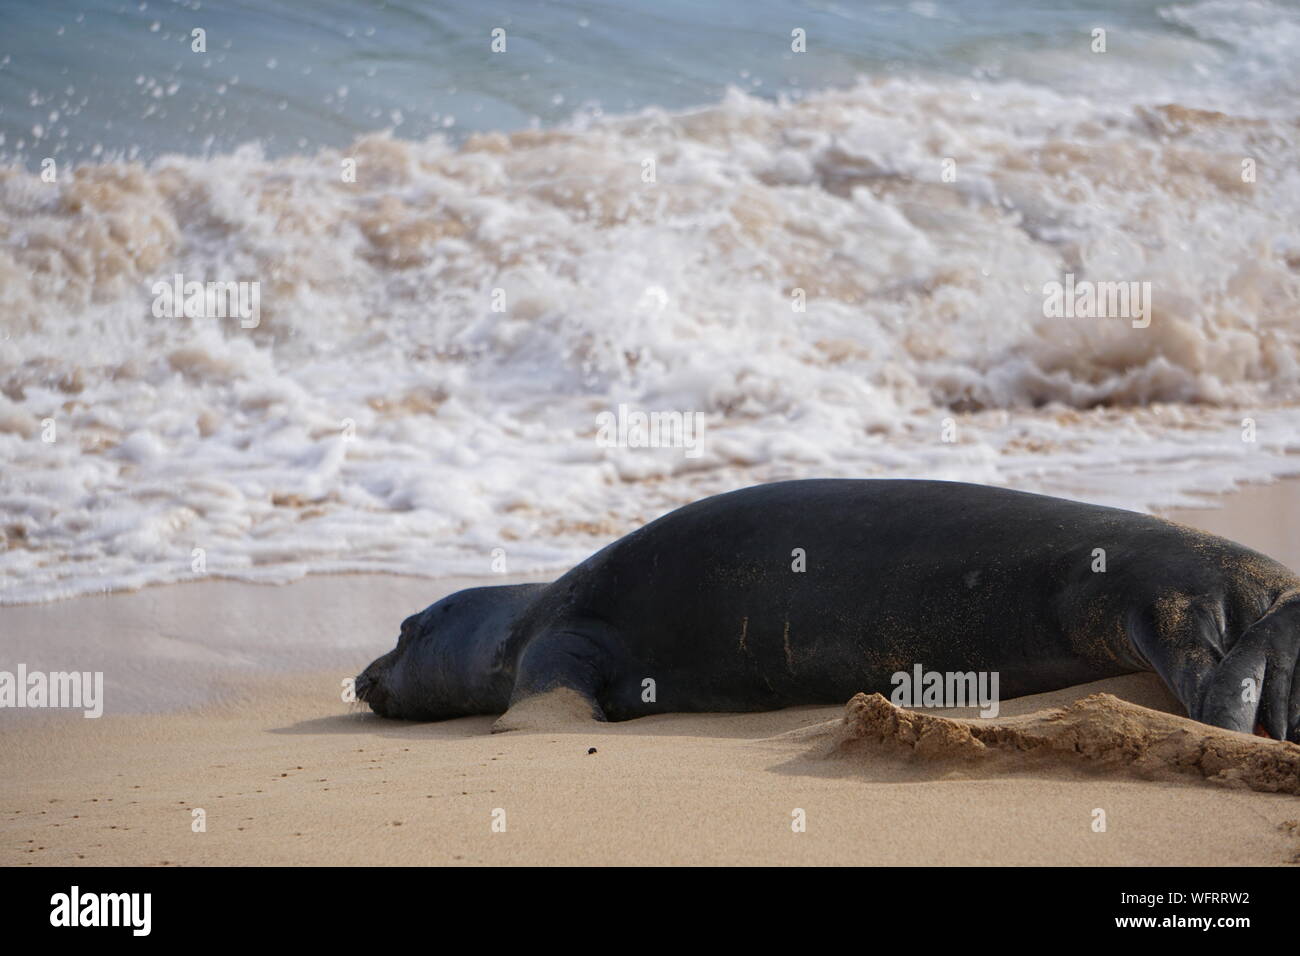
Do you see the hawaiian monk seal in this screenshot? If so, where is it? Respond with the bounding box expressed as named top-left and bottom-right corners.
top-left (355, 479), bottom-right (1300, 739)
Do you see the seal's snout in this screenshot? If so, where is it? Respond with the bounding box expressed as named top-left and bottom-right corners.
top-left (354, 670), bottom-right (375, 701)
top-left (354, 663), bottom-right (391, 716)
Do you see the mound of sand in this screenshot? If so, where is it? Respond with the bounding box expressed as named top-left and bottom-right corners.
top-left (823, 692), bottom-right (1300, 795)
top-left (490, 687), bottom-right (603, 733)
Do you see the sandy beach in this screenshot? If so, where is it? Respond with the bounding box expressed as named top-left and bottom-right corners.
top-left (5, 0), bottom-right (1300, 887)
top-left (4, 480), bottom-right (1300, 867)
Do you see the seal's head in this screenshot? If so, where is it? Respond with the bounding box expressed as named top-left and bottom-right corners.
top-left (355, 584), bottom-right (540, 721)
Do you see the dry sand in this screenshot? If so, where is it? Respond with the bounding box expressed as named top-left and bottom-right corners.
top-left (4, 480), bottom-right (1300, 866)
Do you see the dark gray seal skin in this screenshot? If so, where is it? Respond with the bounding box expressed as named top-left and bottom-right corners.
top-left (355, 479), bottom-right (1300, 739)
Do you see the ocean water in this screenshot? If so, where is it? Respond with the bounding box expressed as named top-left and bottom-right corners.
top-left (1, 0), bottom-right (1299, 603)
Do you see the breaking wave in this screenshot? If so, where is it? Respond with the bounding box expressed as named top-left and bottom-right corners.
top-left (2, 4), bottom-right (1300, 603)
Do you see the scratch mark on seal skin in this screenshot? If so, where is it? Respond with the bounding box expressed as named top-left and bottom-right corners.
top-left (737, 615), bottom-right (777, 695)
top-left (783, 620), bottom-right (793, 670)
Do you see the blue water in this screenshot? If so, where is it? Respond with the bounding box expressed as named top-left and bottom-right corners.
top-left (2, 0), bottom-right (1288, 166)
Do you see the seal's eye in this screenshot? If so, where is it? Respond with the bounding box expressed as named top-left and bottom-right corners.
top-left (398, 613), bottom-right (422, 645)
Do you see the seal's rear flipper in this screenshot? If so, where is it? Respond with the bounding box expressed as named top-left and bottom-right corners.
top-left (1199, 592), bottom-right (1300, 741)
top-left (1133, 591), bottom-right (1300, 740)
top-left (491, 629), bottom-right (608, 733)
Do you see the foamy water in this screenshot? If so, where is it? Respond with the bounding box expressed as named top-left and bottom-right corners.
top-left (2, 1), bottom-right (1300, 604)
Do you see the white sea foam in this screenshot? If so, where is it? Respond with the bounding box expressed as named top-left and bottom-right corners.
top-left (2, 54), bottom-right (1299, 604)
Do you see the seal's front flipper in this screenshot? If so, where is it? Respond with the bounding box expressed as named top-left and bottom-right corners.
top-left (491, 629), bottom-right (607, 733)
